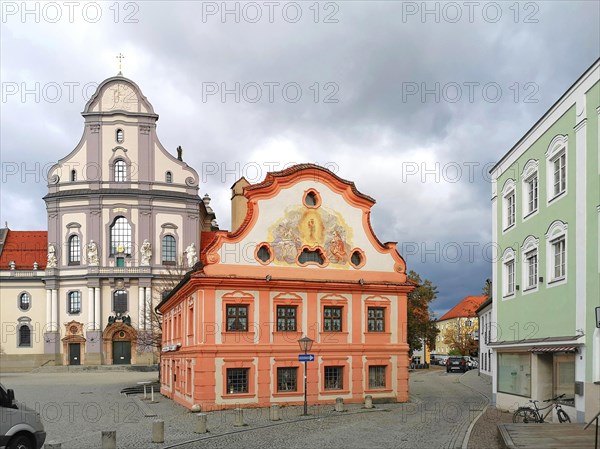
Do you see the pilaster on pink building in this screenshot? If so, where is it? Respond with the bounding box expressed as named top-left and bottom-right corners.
top-left (157, 164), bottom-right (416, 410)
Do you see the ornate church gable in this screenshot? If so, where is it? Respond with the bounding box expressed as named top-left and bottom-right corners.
top-left (203, 164), bottom-right (407, 282)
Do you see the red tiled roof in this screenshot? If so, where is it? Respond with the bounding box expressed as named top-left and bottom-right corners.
top-left (0, 230), bottom-right (47, 270)
top-left (438, 295), bottom-right (487, 321)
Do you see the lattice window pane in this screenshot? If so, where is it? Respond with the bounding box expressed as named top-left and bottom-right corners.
top-left (369, 365), bottom-right (386, 389)
top-left (68, 291), bottom-right (81, 314)
top-left (19, 292), bottom-right (31, 311)
top-left (114, 160), bottom-right (127, 182)
top-left (113, 290), bottom-right (128, 313)
top-left (277, 367), bottom-right (297, 392)
top-left (110, 217), bottom-right (131, 255)
top-left (276, 306), bottom-right (296, 331)
top-left (227, 368), bottom-right (249, 394)
top-left (69, 235), bottom-right (80, 264)
top-left (226, 305), bottom-right (248, 331)
top-left (324, 366), bottom-right (343, 390)
top-left (367, 307), bottom-right (385, 332)
top-left (323, 306), bottom-right (342, 332)
top-left (162, 235), bottom-right (176, 263)
top-left (18, 325), bottom-right (31, 347)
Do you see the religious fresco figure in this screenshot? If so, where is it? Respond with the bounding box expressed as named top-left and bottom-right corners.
top-left (327, 229), bottom-right (349, 264)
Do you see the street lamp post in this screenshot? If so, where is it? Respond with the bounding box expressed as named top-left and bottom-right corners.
top-left (298, 336), bottom-right (313, 416)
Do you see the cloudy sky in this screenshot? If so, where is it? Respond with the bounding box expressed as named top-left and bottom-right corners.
top-left (1, 1), bottom-right (598, 316)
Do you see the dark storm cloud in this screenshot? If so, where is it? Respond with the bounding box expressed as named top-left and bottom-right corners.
top-left (1, 1), bottom-right (598, 315)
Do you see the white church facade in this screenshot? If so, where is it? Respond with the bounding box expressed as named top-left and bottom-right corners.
top-left (0, 75), bottom-right (216, 370)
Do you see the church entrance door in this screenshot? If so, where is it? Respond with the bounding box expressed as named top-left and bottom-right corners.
top-left (113, 341), bottom-right (131, 364)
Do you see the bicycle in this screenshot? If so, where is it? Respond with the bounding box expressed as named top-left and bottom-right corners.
top-left (512, 393), bottom-right (572, 423)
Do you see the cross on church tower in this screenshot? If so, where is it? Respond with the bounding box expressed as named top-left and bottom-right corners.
top-left (116, 53), bottom-right (125, 75)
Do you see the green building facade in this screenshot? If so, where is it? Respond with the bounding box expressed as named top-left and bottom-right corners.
top-left (490, 59), bottom-right (599, 423)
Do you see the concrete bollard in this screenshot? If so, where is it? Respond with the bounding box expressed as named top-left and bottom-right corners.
top-left (195, 413), bottom-right (208, 433)
top-left (364, 395), bottom-right (373, 409)
top-left (335, 397), bottom-right (345, 412)
top-left (101, 431), bottom-right (116, 449)
top-left (233, 407), bottom-right (245, 427)
top-left (191, 404), bottom-right (201, 413)
top-left (152, 420), bottom-right (164, 443)
top-left (44, 442), bottom-right (62, 449)
top-left (270, 404), bottom-right (281, 421)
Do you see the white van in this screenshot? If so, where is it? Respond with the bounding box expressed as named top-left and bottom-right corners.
top-left (0, 383), bottom-right (46, 449)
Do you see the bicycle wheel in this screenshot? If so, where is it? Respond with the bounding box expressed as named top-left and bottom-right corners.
top-left (557, 409), bottom-right (571, 423)
top-left (513, 407), bottom-right (538, 423)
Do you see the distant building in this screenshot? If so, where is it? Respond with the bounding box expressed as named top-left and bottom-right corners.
top-left (157, 165), bottom-right (415, 410)
top-left (433, 295), bottom-right (487, 356)
top-left (489, 59), bottom-right (599, 423)
top-left (476, 296), bottom-right (492, 379)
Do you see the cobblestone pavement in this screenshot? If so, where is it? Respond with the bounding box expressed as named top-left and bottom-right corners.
top-left (1, 368), bottom-right (499, 449)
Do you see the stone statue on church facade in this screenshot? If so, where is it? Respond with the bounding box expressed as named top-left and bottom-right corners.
top-left (140, 239), bottom-right (152, 266)
top-left (47, 244), bottom-right (57, 268)
top-left (87, 240), bottom-right (99, 266)
top-left (185, 243), bottom-right (198, 268)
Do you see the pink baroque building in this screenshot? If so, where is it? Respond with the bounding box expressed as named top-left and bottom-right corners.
top-left (157, 164), bottom-right (415, 410)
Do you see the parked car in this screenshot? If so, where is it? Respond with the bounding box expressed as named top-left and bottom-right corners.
top-left (465, 356), bottom-right (479, 370)
top-left (0, 383), bottom-right (46, 449)
top-left (436, 356), bottom-right (449, 366)
top-left (446, 356), bottom-right (467, 373)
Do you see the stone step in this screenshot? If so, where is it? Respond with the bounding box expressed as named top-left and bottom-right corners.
top-left (31, 364), bottom-right (159, 374)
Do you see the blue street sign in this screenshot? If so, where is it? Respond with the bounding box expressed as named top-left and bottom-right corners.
top-left (298, 354), bottom-right (315, 362)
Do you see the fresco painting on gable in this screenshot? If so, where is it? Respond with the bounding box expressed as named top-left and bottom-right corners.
top-left (268, 205), bottom-right (354, 267)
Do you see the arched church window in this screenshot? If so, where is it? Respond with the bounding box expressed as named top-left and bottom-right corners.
top-left (165, 171), bottom-right (173, 183)
top-left (68, 234), bottom-right (81, 265)
top-left (162, 235), bottom-right (176, 264)
top-left (114, 160), bottom-right (127, 182)
top-left (116, 129), bottom-right (124, 143)
top-left (110, 216), bottom-right (131, 255)
top-left (71, 170), bottom-right (77, 182)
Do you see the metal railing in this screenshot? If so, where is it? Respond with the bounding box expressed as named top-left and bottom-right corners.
top-left (584, 409), bottom-right (600, 449)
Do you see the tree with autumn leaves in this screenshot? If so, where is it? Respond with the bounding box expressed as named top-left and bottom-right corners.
top-left (406, 270), bottom-right (439, 356)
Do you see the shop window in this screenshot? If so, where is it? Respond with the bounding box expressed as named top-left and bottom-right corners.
top-left (497, 352), bottom-right (531, 397)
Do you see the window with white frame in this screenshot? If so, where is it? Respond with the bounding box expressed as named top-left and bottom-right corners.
top-left (521, 236), bottom-right (539, 292)
top-left (545, 220), bottom-right (567, 284)
top-left (552, 153), bottom-right (566, 197)
top-left (502, 179), bottom-right (516, 230)
top-left (521, 160), bottom-right (539, 218)
top-left (526, 251), bottom-right (538, 289)
top-left (526, 176), bottom-right (538, 214)
top-left (546, 135), bottom-right (568, 203)
top-left (502, 248), bottom-right (516, 297)
top-left (552, 237), bottom-right (566, 280)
